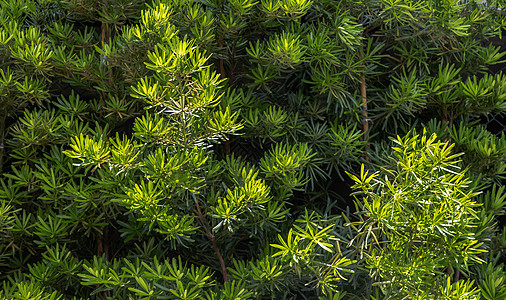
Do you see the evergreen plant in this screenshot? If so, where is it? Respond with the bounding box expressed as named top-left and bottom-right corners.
top-left (0, 0), bottom-right (505, 299)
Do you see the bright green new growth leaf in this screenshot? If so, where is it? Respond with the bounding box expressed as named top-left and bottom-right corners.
top-left (350, 130), bottom-right (485, 298)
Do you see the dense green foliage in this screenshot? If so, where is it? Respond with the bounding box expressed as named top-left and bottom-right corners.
top-left (0, 0), bottom-right (505, 299)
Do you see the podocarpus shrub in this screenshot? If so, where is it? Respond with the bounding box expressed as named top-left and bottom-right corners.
top-left (0, 0), bottom-right (505, 299)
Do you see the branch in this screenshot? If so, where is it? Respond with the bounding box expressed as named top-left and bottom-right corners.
top-left (359, 14), bottom-right (370, 161)
top-left (0, 109), bottom-right (6, 173)
top-left (359, 59), bottom-right (370, 162)
top-left (218, 38), bottom-right (231, 157)
top-left (194, 198), bottom-right (229, 282)
top-left (360, 75), bottom-right (369, 137)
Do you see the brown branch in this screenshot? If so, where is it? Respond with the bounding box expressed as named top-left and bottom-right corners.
top-left (218, 39), bottom-right (226, 80)
top-left (359, 14), bottom-right (370, 161)
top-left (360, 67), bottom-right (370, 162)
top-left (0, 109), bottom-right (6, 173)
top-left (229, 40), bottom-right (237, 86)
top-left (97, 234), bottom-right (103, 256)
top-left (454, 269), bottom-right (460, 282)
top-left (217, 39), bottom-right (232, 157)
top-left (194, 198), bottom-right (229, 282)
top-left (224, 140), bottom-right (231, 157)
top-left (96, 227), bottom-right (111, 261)
top-left (99, 1), bottom-right (112, 114)
top-left (360, 75), bottom-right (369, 137)
top-left (104, 226), bottom-right (110, 260)
top-left (95, 230), bottom-right (110, 299)
top-left (441, 105), bottom-right (453, 142)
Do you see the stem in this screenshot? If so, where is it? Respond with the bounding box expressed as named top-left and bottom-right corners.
top-left (358, 15), bottom-right (370, 160)
top-left (224, 139), bottom-right (231, 157)
top-left (0, 109), bottom-right (6, 173)
top-left (359, 66), bottom-right (370, 162)
top-left (360, 75), bottom-right (369, 137)
top-left (219, 38), bottom-right (233, 157)
top-left (104, 226), bottom-right (110, 260)
top-left (97, 234), bottom-right (103, 256)
top-left (97, 0), bottom-right (112, 263)
top-left (96, 227), bottom-right (110, 298)
top-left (441, 105), bottom-right (453, 142)
top-left (194, 198), bottom-right (229, 282)
top-left (454, 269), bottom-right (460, 282)
top-left (218, 40), bottom-right (226, 80)
top-left (100, 1), bottom-right (112, 112)
top-left (229, 40), bottom-right (237, 86)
